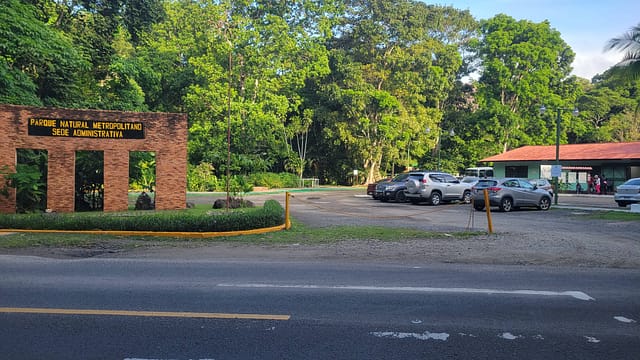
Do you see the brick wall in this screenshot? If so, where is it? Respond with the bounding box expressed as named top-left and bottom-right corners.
top-left (0, 104), bottom-right (187, 213)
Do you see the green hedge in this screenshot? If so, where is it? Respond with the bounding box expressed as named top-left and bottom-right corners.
top-left (0, 200), bottom-right (284, 232)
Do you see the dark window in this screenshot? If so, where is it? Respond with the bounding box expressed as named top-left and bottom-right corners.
top-left (429, 174), bottom-right (444, 182)
top-left (505, 166), bottom-right (528, 178)
top-left (443, 174), bottom-right (459, 183)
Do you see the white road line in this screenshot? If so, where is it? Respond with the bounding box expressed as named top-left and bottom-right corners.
top-left (216, 283), bottom-right (594, 301)
top-left (371, 330), bottom-right (449, 341)
top-left (614, 316), bottom-right (636, 323)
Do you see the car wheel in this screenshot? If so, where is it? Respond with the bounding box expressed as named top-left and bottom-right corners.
top-left (395, 191), bottom-right (407, 202)
top-left (462, 190), bottom-right (472, 204)
top-left (616, 201), bottom-right (628, 207)
top-left (429, 192), bottom-right (442, 206)
top-left (473, 203), bottom-right (485, 211)
top-left (538, 197), bottom-right (551, 211)
top-left (499, 197), bottom-right (513, 212)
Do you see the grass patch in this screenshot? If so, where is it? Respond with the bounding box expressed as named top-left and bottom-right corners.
top-left (0, 218), bottom-right (485, 250)
top-left (580, 211), bottom-right (640, 221)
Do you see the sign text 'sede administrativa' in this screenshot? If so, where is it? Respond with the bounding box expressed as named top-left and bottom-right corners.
top-left (28, 118), bottom-right (144, 139)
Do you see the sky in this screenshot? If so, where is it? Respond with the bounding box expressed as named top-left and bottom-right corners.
top-left (428, 0), bottom-right (640, 80)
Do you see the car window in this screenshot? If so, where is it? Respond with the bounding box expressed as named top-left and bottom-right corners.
top-left (408, 174), bottom-right (424, 182)
top-left (394, 173), bottom-right (409, 182)
top-left (462, 176), bottom-right (479, 183)
top-left (443, 174), bottom-right (459, 183)
top-left (503, 179), bottom-right (519, 187)
top-left (429, 174), bottom-right (444, 182)
top-left (520, 180), bottom-right (535, 190)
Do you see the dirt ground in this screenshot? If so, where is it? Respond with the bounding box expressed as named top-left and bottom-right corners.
top-left (2, 189), bottom-right (640, 269)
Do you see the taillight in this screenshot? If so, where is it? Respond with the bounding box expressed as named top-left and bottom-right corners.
top-left (487, 186), bottom-right (502, 192)
top-left (421, 178), bottom-right (428, 183)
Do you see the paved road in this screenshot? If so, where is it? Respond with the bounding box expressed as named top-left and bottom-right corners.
top-left (1, 256), bottom-right (639, 359)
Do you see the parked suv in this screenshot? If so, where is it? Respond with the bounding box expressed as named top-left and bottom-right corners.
top-left (404, 171), bottom-right (473, 205)
top-left (376, 173), bottom-right (411, 202)
top-left (472, 178), bottom-right (552, 212)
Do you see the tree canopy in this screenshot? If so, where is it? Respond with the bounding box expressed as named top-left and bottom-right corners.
top-left (1, 0), bottom-right (639, 185)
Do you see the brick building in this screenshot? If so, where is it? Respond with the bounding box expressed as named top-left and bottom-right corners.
top-left (0, 104), bottom-right (187, 213)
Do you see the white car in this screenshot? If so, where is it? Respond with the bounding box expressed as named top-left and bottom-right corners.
top-left (614, 177), bottom-right (640, 207)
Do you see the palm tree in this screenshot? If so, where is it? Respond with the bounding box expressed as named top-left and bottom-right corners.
top-left (605, 23), bottom-right (640, 80)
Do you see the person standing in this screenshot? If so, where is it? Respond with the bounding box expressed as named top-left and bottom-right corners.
top-left (602, 176), bottom-right (608, 195)
top-left (594, 175), bottom-right (601, 194)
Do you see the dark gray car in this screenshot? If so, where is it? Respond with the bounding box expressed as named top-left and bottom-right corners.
top-left (472, 178), bottom-right (552, 212)
top-left (375, 173), bottom-right (411, 202)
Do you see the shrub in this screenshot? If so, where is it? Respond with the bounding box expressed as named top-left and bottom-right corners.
top-left (248, 172), bottom-right (299, 189)
top-left (0, 164), bottom-right (46, 213)
top-left (187, 163), bottom-right (219, 192)
top-left (0, 200), bottom-right (285, 232)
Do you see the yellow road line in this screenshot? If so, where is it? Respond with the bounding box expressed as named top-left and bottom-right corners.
top-left (0, 307), bottom-right (290, 321)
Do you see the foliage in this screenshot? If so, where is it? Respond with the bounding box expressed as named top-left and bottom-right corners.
top-left (605, 23), bottom-right (640, 81)
top-left (1, 1), bottom-right (638, 187)
top-left (129, 152), bottom-right (156, 191)
top-left (75, 151), bottom-right (104, 211)
top-left (187, 162), bottom-right (219, 192)
top-left (311, 0), bottom-right (476, 183)
top-left (473, 14), bottom-right (580, 154)
top-left (0, 0), bottom-right (89, 106)
top-left (228, 175), bottom-right (253, 196)
top-left (248, 172), bottom-right (300, 189)
top-left (0, 164), bottom-right (46, 213)
top-left (0, 200), bottom-right (284, 232)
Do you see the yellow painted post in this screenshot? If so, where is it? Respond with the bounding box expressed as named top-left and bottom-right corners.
top-left (483, 189), bottom-right (493, 234)
top-left (285, 192), bottom-right (291, 230)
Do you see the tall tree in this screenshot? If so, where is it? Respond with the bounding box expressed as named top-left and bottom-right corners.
top-left (313, 0), bottom-right (474, 183)
top-left (0, 0), bottom-right (89, 106)
top-left (473, 14), bottom-right (581, 154)
top-left (171, 0), bottom-right (337, 177)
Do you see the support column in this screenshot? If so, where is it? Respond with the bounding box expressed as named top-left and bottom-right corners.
top-left (155, 150), bottom-right (187, 210)
top-left (47, 150), bottom-right (75, 212)
top-left (0, 149), bottom-right (16, 213)
top-left (104, 149), bottom-right (130, 212)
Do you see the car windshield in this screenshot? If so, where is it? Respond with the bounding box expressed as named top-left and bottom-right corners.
top-left (475, 179), bottom-right (497, 188)
top-left (392, 173), bottom-right (409, 182)
top-left (623, 179), bottom-right (640, 186)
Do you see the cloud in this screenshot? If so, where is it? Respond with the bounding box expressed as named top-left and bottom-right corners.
top-left (571, 51), bottom-right (622, 80)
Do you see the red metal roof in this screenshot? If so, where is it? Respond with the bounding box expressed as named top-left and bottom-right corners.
top-left (480, 141), bottom-right (640, 162)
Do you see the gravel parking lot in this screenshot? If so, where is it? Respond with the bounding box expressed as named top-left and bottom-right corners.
top-left (3, 188), bottom-right (639, 268)
top-left (235, 188), bottom-right (640, 268)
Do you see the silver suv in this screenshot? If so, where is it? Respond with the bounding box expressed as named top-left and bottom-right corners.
top-left (404, 171), bottom-right (473, 205)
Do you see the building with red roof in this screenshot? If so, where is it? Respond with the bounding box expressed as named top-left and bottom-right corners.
top-left (479, 141), bottom-right (640, 192)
